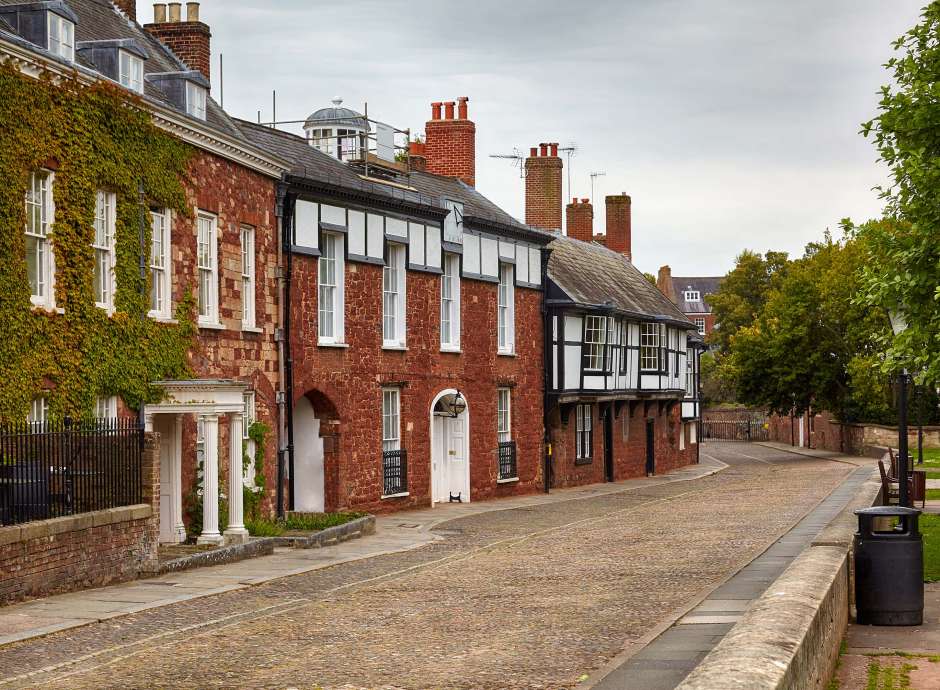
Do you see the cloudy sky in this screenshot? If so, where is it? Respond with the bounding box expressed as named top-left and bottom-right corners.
top-left (137, 1), bottom-right (923, 276)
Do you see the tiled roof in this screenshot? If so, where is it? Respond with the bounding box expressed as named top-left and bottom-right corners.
top-left (235, 118), bottom-right (553, 244)
top-left (672, 276), bottom-right (722, 313)
top-left (548, 236), bottom-right (693, 326)
top-left (0, 0), bottom-right (244, 141)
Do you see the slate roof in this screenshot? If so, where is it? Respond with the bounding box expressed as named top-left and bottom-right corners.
top-left (0, 0), bottom-right (246, 141)
top-left (548, 235), bottom-right (693, 327)
top-left (235, 118), bottom-right (553, 244)
top-left (671, 276), bottom-right (722, 313)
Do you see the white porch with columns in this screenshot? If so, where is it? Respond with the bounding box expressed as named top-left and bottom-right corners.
top-left (144, 380), bottom-right (251, 546)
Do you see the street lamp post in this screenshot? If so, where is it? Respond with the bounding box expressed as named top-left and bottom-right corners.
top-left (889, 309), bottom-right (910, 508)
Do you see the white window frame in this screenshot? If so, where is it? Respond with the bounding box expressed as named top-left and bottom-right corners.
top-left (28, 397), bottom-right (49, 426)
top-left (47, 12), bottom-right (74, 62)
top-left (119, 50), bottom-right (144, 94)
top-left (240, 225), bottom-right (256, 330)
top-left (25, 170), bottom-right (55, 309)
top-left (576, 404), bottom-right (592, 460)
top-left (318, 232), bottom-right (345, 344)
top-left (196, 211), bottom-right (220, 326)
top-left (149, 209), bottom-right (171, 319)
top-left (583, 315), bottom-right (606, 371)
top-left (440, 253), bottom-right (461, 351)
top-left (383, 243), bottom-right (407, 347)
top-left (243, 391), bottom-right (256, 486)
top-left (185, 81), bottom-right (207, 120)
top-left (694, 317), bottom-right (706, 335)
top-left (497, 263), bottom-right (515, 354)
top-left (684, 290), bottom-right (701, 302)
top-left (92, 190), bottom-right (116, 313)
top-left (95, 396), bottom-right (118, 420)
top-left (640, 322), bottom-right (664, 372)
top-left (382, 388), bottom-right (401, 453)
top-left (686, 347), bottom-right (696, 398)
top-left (497, 388), bottom-right (511, 444)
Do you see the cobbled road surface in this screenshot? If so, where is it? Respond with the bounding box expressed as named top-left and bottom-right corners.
top-left (0, 442), bottom-right (851, 689)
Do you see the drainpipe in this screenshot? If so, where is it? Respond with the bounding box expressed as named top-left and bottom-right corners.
top-left (540, 245), bottom-right (551, 494)
top-left (276, 181), bottom-right (297, 517)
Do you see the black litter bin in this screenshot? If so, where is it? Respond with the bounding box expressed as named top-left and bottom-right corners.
top-left (854, 505), bottom-right (923, 626)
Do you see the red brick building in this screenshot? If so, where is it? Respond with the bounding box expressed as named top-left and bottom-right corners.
top-left (656, 266), bottom-right (721, 339)
top-left (240, 99), bottom-right (552, 514)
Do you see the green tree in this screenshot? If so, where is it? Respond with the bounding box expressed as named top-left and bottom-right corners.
top-left (857, 3), bottom-right (940, 386)
top-left (707, 249), bottom-right (789, 353)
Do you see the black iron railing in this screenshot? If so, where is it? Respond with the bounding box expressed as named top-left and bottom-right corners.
top-left (702, 419), bottom-right (769, 442)
top-left (382, 448), bottom-right (407, 496)
top-left (498, 440), bottom-right (517, 480)
top-left (0, 418), bottom-right (144, 527)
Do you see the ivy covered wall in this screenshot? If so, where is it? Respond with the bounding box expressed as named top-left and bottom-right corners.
top-left (0, 63), bottom-right (197, 420)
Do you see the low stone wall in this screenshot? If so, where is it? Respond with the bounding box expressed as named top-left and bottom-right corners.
top-left (0, 433), bottom-right (160, 606)
top-left (270, 514), bottom-right (376, 549)
top-left (677, 471), bottom-right (881, 690)
top-left (768, 411), bottom-right (939, 455)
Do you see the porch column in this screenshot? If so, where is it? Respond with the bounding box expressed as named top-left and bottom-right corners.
top-left (197, 413), bottom-right (224, 545)
top-left (172, 415), bottom-right (186, 542)
top-left (224, 411), bottom-right (249, 544)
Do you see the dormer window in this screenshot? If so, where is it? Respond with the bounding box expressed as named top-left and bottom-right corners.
top-left (683, 290), bottom-right (701, 302)
top-left (47, 12), bottom-right (74, 62)
top-left (186, 81), bottom-right (207, 120)
top-left (119, 50), bottom-right (144, 94)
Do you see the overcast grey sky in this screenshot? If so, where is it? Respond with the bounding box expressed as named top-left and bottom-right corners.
top-left (137, 1), bottom-right (923, 276)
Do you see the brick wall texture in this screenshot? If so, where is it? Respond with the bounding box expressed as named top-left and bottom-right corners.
top-left (144, 21), bottom-right (212, 80)
top-left (566, 199), bottom-right (594, 244)
top-left (605, 194), bottom-right (632, 259)
top-left (549, 402), bottom-right (697, 488)
top-left (290, 257), bottom-right (545, 514)
top-left (0, 433), bottom-right (160, 606)
top-left (525, 152), bottom-right (563, 231)
top-left (174, 151), bottom-right (281, 520)
top-left (424, 118), bottom-right (476, 187)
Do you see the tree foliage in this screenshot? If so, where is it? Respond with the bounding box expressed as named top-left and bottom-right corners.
top-left (856, 3), bottom-right (940, 386)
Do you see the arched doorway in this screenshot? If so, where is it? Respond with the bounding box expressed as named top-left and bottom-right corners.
top-left (293, 394), bottom-right (325, 512)
top-left (429, 390), bottom-right (471, 505)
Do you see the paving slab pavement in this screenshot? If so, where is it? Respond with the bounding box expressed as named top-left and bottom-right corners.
top-left (0, 453), bottom-right (726, 649)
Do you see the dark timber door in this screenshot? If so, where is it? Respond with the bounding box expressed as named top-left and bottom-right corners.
top-left (603, 406), bottom-right (614, 482)
top-left (645, 418), bottom-right (655, 476)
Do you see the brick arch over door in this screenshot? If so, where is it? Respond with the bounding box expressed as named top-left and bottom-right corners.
top-left (293, 389), bottom-right (340, 512)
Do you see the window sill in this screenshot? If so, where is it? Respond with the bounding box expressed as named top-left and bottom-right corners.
top-left (497, 476), bottom-right (519, 484)
top-left (149, 313), bottom-right (177, 324)
top-left (440, 347), bottom-right (462, 354)
top-left (574, 458), bottom-right (593, 466)
top-left (381, 491), bottom-right (409, 500)
top-left (497, 350), bottom-right (517, 358)
top-left (199, 321), bottom-right (226, 331)
top-left (318, 341), bottom-right (349, 348)
top-left (382, 344), bottom-right (408, 351)
top-left (31, 305), bottom-right (63, 315)
top-left (241, 325), bottom-right (264, 334)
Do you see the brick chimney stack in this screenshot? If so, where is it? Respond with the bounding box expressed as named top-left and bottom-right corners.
top-left (113, 0), bottom-right (136, 21)
top-left (524, 142), bottom-right (563, 232)
top-left (566, 198), bottom-right (594, 243)
top-left (657, 265), bottom-right (677, 303)
top-left (605, 193), bottom-right (632, 260)
top-left (408, 140), bottom-right (427, 172)
top-left (424, 96), bottom-right (475, 187)
top-left (146, 3), bottom-right (211, 82)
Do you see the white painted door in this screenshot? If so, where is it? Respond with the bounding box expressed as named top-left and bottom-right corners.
top-left (293, 396), bottom-right (325, 512)
top-left (155, 415), bottom-right (181, 543)
top-left (432, 416), bottom-right (445, 503)
top-left (445, 414), bottom-right (469, 502)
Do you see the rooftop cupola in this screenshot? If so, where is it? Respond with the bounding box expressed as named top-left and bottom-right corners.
top-left (303, 97), bottom-right (369, 161)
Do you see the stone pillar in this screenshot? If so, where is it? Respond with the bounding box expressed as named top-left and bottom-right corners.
top-left (172, 415), bottom-right (186, 542)
top-left (141, 431), bottom-right (161, 570)
top-left (224, 412), bottom-right (249, 544)
top-left (197, 414), bottom-right (223, 545)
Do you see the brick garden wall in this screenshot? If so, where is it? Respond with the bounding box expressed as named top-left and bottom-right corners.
top-left (0, 433), bottom-right (160, 606)
top-left (175, 151), bottom-right (281, 521)
top-left (549, 401), bottom-right (697, 488)
top-left (291, 256), bottom-right (545, 514)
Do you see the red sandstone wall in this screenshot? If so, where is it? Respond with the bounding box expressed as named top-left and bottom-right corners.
top-left (291, 257), bottom-right (545, 513)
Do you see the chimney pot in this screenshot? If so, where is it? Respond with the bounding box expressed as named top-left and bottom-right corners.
top-left (186, 1), bottom-right (199, 22)
top-left (424, 98), bottom-right (475, 186)
top-left (431, 102), bottom-right (442, 120)
top-left (539, 143), bottom-right (548, 157)
top-left (146, 1), bottom-right (211, 80)
top-left (550, 143), bottom-right (558, 157)
top-left (153, 3), bottom-right (166, 22)
top-left (529, 147), bottom-right (538, 157)
top-left (457, 96), bottom-right (469, 119)
top-left (167, 2), bottom-right (181, 22)
top-left (444, 101), bottom-right (456, 119)
top-left (581, 198), bottom-right (590, 204)
top-left (572, 197), bottom-right (578, 204)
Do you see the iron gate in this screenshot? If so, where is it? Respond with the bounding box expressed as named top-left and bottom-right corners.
top-left (702, 417), bottom-right (769, 442)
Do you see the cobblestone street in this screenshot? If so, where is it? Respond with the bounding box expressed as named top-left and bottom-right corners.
top-left (0, 443), bottom-right (853, 689)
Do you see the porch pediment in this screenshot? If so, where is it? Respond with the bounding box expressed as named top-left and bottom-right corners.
top-left (145, 379), bottom-right (248, 416)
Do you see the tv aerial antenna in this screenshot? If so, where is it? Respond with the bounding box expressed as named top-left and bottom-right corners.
top-left (559, 143), bottom-right (577, 202)
top-left (590, 171), bottom-right (606, 204)
top-left (489, 148), bottom-right (526, 178)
